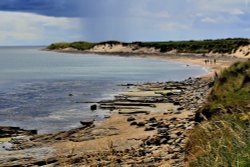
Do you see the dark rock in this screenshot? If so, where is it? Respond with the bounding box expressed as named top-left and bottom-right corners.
top-left (130, 122), bottom-right (137, 126)
top-left (104, 115), bottom-right (111, 119)
top-left (145, 138), bottom-right (160, 146)
top-left (80, 120), bottom-right (94, 127)
top-left (68, 93), bottom-right (73, 96)
top-left (173, 102), bottom-right (181, 105)
top-left (157, 128), bottom-right (169, 134)
top-left (138, 149), bottom-right (146, 156)
top-left (170, 117), bottom-right (177, 121)
top-left (127, 117), bottom-right (136, 122)
top-left (99, 104), bottom-right (115, 110)
top-left (0, 126), bottom-right (37, 138)
top-left (118, 111), bottom-right (150, 115)
top-left (148, 122), bottom-right (159, 127)
top-left (148, 117), bottom-right (157, 122)
top-left (166, 92), bottom-right (174, 96)
top-left (157, 123), bottom-right (169, 129)
top-left (144, 127), bottom-right (155, 131)
top-left (177, 107), bottom-right (184, 111)
top-left (90, 104), bottom-right (97, 111)
top-left (176, 131), bottom-right (183, 136)
top-left (137, 122), bottom-right (145, 127)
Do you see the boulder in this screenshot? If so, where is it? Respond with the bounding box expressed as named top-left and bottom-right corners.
top-left (90, 104), bottom-right (97, 111)
top-left (80, 120), bottom-right (94, 127)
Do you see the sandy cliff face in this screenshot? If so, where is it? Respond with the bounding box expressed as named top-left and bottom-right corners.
top-left (89, 44), bottom-right (160, 53)
top-left (89, 43), bottom-right (250, 58)
top-left (233, 44), bottom-right (250, 58)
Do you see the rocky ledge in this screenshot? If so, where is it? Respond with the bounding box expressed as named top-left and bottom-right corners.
top-left (0, 77), bottom-right (213, 167)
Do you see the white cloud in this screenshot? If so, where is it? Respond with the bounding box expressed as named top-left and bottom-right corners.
top-left (229, 8), bottom-right (244, 15)
top-left (193, 0), bottom-right (248, 15)
top-left (0, 11), bottom-right (82, 45)
top-left (201, 17), bottom-right (218, 24)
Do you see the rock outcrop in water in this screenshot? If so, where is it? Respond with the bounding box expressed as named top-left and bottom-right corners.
top-left (0, 126), bottom-right (37, 138)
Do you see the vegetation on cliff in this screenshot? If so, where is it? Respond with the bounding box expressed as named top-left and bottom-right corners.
top-left (187, 60), bottom-right (250, 167)
top-left (47, 41), bottom-right (95, 50)
top-left (196, 60), bottom-right (250, 120)
top-left (47, 38), bottom-right (250, 54)
top-left (139, 38), bottom-right (250, 54)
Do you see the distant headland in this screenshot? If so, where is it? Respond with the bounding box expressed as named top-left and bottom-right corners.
top-left (47, 38), bottom-right (250, 58)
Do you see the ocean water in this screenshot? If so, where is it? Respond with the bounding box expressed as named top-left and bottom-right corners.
top-left (0, 47), bottom-right (208, 134)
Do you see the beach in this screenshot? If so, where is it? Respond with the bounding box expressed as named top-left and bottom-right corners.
top-left (0, 50), bottom-right (240, 166)
top-left (0, 48), bottom-right (244, 166)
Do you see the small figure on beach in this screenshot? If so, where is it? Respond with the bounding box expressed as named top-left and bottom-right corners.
top-left (214, 59), bottom-right (217, 64)
top-left (204, 59), bottom-right (209, 64)
top-left (214, 71), bottom-right (218, 80)
top-left (210, 59), bottom-right (213, 64)
top-left (204, 59), bottom-right (217, 65)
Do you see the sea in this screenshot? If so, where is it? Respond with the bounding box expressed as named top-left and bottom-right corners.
top-left (0, 47), bottom-right (209, 134)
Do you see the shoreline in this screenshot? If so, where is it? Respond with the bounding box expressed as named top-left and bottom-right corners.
top-left (48, 49), bottom-right (244, 75)
top-left (0, 50), bottom-right (244, 166)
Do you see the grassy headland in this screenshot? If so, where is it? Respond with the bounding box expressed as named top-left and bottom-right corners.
top-left (187, 60), bottom-right (250, 167)
top-left (47, 38), bottom-right (250, 54)
top-left (47, 41), bottom-right (95, 50)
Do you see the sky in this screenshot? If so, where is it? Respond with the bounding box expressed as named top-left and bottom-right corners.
top-left (0, 0), bottom-right (250, 45)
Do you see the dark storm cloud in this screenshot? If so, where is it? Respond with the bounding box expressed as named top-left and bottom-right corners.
top-left (0, 0), bottom-right (137, 18)
top-left (0, 0), bottom-right (249, 43)
top-left (0, 0), bottom-right (81, 17)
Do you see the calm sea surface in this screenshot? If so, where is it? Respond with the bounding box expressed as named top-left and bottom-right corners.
top-left (0, 47), bottom-right (208, 133)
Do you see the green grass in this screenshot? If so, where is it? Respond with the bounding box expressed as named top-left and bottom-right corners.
top-left (187, 60), bottom-right (250, 167)
top-left (187, 115), bottom-right (250, 167)
top-left (196, 60), bottom-right (250, 121)
top-left (47, 41), bottom-right (95, 50)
